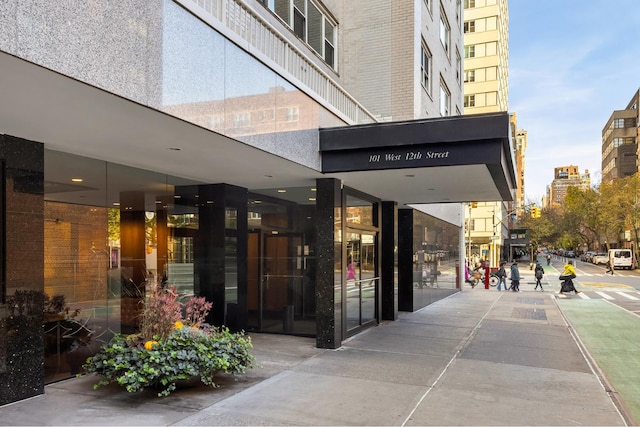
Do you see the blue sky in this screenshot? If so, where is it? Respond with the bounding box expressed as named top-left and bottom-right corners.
top-left (508, 0), bottom-right (640, 203)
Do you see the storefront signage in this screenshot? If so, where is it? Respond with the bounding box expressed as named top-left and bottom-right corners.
top-left (322, 143), bottom-right (480, 173)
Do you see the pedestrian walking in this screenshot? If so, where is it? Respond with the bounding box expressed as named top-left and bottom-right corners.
top-left (546, 253), bottom-right (551, 266)
top-left (495, 261), bottom-right (508, 291)
top-left (605, 259), bottom-right (614, 275)
top-left (509, 260), bottom-right (520, 292)
top-left (534, 261), bottom-right (544, 291)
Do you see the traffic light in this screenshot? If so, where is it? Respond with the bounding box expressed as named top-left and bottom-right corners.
top-left (530, 207), bottom-right (541, 218)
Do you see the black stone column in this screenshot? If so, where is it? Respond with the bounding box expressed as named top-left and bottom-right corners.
top-left (315, 178), bottom-right (342, 349)
top-left (398, 209), bottom-right (414, 312)
top-left (381, 201), bottom-right (398, 320)
top-left (193, 184), bottom-right (248, 331)
top-left (0, 135), bottom-right (45, 406)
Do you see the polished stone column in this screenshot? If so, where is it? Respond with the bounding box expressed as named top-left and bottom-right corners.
top-left (0, 135), bottom-right (45, 406)
top-left (398, 209), bottom-right (414, 311)
top-left (315, 178), bottom-right (342, 349)
top-left (381, 201), bottom-right (398, 320)
top-left (193, 184), bottom-right (248, 330)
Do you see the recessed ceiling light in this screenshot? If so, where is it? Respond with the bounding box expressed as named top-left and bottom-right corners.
top-left (174, 195), bottom-right (181, 198)
top-left (113, 202), bottom-right (120, 206)
top-left (277, 189), bottom-right (286, 193)
top-left (311, 188), bottom-right (317, 192)
top-left (71, 178), bottom-right (83, 182)
top-left (308, 197), bottom-right (316, 201)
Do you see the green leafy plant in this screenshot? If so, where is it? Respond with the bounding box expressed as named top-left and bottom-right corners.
top-left (82, 285), bottom-right (256, 397)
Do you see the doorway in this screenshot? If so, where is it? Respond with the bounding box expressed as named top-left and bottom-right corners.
top-left (248, 231), bottom-right (313, 334)
top-left (345, 230), bottom-right (378, 332)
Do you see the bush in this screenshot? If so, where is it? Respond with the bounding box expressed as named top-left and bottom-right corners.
top-left (83, 286), bottom-right (256, 397)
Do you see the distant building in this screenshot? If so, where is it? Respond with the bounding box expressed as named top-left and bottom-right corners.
top-left (601, 88), bottom-right (639, 182)
top-left (547, 166), bottom-right (591, 206)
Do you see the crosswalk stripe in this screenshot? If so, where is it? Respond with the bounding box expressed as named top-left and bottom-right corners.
top-left (615, 292), bottom-right (640, 301)
top-left (578, 292), bottom-right (591, 299)
top-left (595, 291), bottom-right (614, 300)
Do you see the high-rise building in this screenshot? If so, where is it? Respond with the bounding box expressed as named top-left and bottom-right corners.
top-left (462, 0), bottom-right (509, 114)
top-left (0, 0), bottom-right (516, 405)
top-left (601, 88), bottom-right (639, 182)
top-left (547, 166), bottom-right (591, 206)
top-left (463, 0), bottom-right (514, 266)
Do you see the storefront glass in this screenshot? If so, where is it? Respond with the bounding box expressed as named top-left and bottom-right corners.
top-left (411, 210), bottom-right (461, 310)
top-left (43, 150), bottom-right (203, 383)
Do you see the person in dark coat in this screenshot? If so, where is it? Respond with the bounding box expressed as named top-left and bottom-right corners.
top-left (509, 261), bottom-right (520, 292)
top-left (534, 261), bottom-right (544, 291)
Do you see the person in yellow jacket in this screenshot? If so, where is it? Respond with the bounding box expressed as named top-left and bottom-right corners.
top-left (560, 260), bottom-right (580, 294)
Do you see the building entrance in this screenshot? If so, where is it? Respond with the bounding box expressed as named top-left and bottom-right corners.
top-left (345, 230), bottom-right (378, 333)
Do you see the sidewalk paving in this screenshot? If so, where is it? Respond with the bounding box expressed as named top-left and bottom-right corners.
top-left (0, 285), bottom-right (635, 426)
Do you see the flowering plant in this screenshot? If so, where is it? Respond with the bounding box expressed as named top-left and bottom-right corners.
top-left (83, 285), bottom-right (256, 397)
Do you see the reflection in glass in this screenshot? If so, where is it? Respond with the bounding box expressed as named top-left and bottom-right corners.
top-left (43, 150), bottom-right (202, 383)
top-left (346, 195), bottom-right (374, 226)
top-left (411, 210), bottom-right (461, 310)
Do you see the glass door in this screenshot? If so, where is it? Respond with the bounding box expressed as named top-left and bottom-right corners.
top-left (345, 230), bottom-right (377, 331)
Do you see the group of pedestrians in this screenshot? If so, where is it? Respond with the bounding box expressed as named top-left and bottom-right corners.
top-left (483, 257), bottom-right (581, 294)
top-left (493, 260), bottom-right (522, 292)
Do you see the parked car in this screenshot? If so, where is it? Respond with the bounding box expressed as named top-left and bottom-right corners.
top-left (581, 251), bottom-right (596, 262)
top-left (566, 250), bottom-right (576, 258)
top-left (592, 253), bottom-right (609, 265)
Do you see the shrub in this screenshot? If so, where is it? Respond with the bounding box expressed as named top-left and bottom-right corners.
top-left (83, 285), bottom-right (255, 397)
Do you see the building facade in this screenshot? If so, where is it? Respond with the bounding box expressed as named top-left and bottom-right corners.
top-left (547, 166), bottom-right (591, 206)
top-left (0, 0), bottom-right (516, 405)
top-left (601, 88), bottom-right (639, 182)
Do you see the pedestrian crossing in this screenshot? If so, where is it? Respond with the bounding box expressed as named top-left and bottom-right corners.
top-left (577, 291), bottom-right (640, 301)
top-left (576, 272), bottom-right (640, 279)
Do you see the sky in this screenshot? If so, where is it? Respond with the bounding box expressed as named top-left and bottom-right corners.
top-left (508, 0), bottom-right (640, 203)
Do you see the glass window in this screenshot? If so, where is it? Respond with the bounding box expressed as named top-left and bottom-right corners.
top-left (464, 95), bottom-right (475, 108)
top-left (439, 10), bottom-right (450, 55)
top-left (464, 21), bottom-right (475, 33)
top-left (464, 69), bottom-right (475, 82)
top-left (346, 195), bottom-right (375, 227)
top-left (43, 150), bottom-right (203, 384)
top-left (440, 81), bottom-right (451, 116)
top-left (464, 45), bottom-right (475, 58)
top-left (324, 21), bottom-right (335, 67)
top-left (307, 2), bottom-right (323, 53)
top-left (421, 43), bottom-right (431, 91)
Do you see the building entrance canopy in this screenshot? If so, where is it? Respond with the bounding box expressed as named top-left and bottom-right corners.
top-left (320, 113), bottom-right (516, 207)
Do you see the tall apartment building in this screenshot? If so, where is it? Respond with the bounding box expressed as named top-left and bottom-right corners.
top-left (0, 0), bottom-right (516, 404)
top-left (601, 88), bottom-right (639, 182)
top-left (463, 0), bottom-right (514, 266)
top-left (462, 0), bottom-right (509, 114)
top-left (547, 166), bottom-right (591, 206)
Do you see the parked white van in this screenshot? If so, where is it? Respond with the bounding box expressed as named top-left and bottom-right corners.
top-left (608, 249), bottom-right (634, 270)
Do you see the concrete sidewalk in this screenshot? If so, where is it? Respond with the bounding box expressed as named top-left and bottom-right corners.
top-left (0, 288), bottom-right (631, 426)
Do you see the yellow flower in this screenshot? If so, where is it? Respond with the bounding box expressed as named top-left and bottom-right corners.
top-left (144, 340), bottom-right (158, 350)
top-left (174, 321), bottom-right (184, 330)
